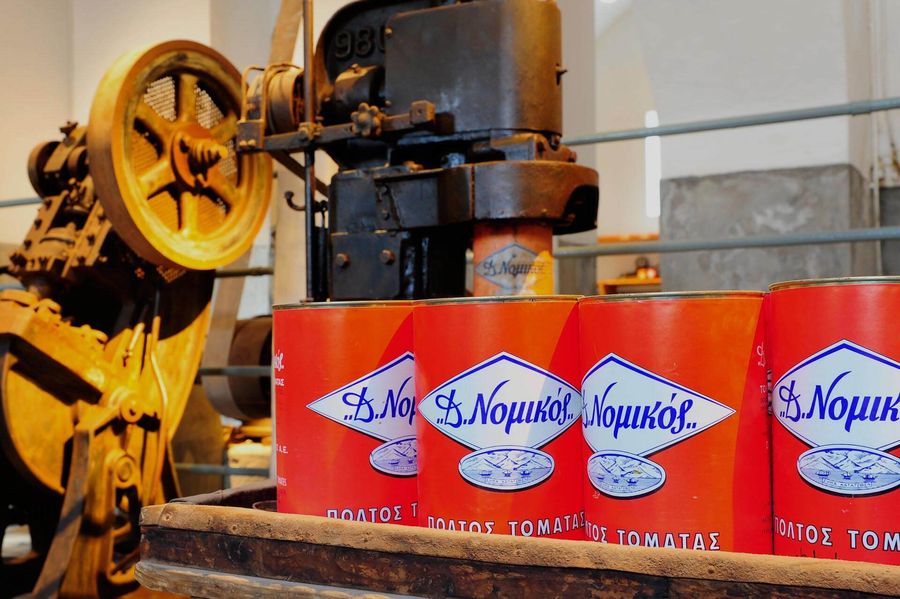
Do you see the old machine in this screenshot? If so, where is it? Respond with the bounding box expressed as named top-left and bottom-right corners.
top-left (0, 41), bottom-right (271, 596)
top-left (1, 0), bottom-right (599, 596)
top-left (238, 0), bottom-right (599, 300)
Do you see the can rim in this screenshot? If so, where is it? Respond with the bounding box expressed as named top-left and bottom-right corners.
top-left (581, 290), bottom-right (764, 303)
top-left (273, 299), bottom-right (414, 310)
top-left (418, 294), bottom-right (581, 306)
top-left (769, 275), bottom-right (900, 291)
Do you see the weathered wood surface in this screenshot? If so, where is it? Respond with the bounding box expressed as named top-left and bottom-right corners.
top-left (137, 484), bottom-right (900, 598)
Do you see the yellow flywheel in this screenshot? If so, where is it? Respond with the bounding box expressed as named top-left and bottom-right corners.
top-left (88, 40), bottom-right (272, 270)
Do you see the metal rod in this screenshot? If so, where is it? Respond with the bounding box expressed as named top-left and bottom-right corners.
top-left (563, 96), bottom-right (900, 146)
top-left (175, 463), bottom-right (269, 477)
top-left (302, 0), bottom-right (317, 301)
top-left (215, 267), bottom-right (274, 278)
top-left (0, 197), bottom-right (42, 209)
top-left (555, 226), bottom-right (900, 259)
top-left (198, 366), bottom-right (270, 377)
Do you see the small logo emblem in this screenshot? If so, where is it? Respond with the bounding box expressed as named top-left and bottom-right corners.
top-left (273, 350), bottom-right (285, 372)
top-left (458, 446), bottom-right (554, 490)
top-left (419, 352), bottom-right (581, 491)
top-left (308, 352), bottom-right (417, 476)
top-left (474, 243), bottom-right (547, 292)
top-left (587, 450), bottom-right (666, 497)
top-left (797, 445), bottom-right (900, 495)
top-left (581, 354), bottom-right (734, 498)
top-left (369, 435), bottom-right (418, 477)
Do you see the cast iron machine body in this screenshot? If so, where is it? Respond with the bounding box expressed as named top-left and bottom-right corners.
top-left (239, 0), bottom-right (599, 300)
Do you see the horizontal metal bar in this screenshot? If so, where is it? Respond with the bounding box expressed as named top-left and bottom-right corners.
top-left (198, 365), bottom-right (270, 377)
top-left (564, 96), bottom-right (900, 146)
top-left (175, 463), bottom-right (269, 477)
top-left (215, 266), bottom-right (274, 278)
top-left (555, 226), bottom-right (900, 259)
top-left (0, 197), bottom-right (41, 209)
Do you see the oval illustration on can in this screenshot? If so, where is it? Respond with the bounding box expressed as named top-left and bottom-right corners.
top-left (458, 446), bottom-right (554, 491)
top-left (797, 444), bottom-right (900, 496)
top-left (587, 450), bottom-right (666, 498)
top-left (369, 435), bottom-right (418, 477)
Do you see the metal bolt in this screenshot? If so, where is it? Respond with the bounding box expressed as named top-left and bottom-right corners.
top-left (116, 459), bottom-right (134, 483)
top-left (379, 249), bottom-right (396, 265)
top-left (335, 253), bottom-right (350, 268)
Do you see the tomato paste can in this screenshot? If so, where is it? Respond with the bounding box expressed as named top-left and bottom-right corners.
top-left (414, 296), bottom-right (584, 538)
top-left (579, 292), bottom-right (771, 553)
top-left (272, 301), bottom-right (417, 525)
top-left (769, 277), bottom-right (900, 565)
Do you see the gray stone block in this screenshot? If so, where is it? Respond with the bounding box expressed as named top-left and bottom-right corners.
top-left (880, 186), bottom-right (900, 275)
top-left (660, 164), bottom-right (877, 291)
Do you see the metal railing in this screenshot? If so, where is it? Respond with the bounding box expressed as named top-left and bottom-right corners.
top-left (0, 197), bottom-right (41, 209)
top-left (175, 463), bottom-right (269, 477)
top-left (556, 226), bottom-right (900, 259)
top-left (564, 96), bottom-right (900, 146)
top-left (198, 365), bottom-right (270, 377)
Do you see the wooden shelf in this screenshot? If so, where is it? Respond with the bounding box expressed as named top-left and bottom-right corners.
top-left (136, 483), bottom-right (899, 598)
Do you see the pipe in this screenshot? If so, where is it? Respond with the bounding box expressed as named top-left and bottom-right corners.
top-left (564, 96), bottom-right (900, 146)
top-left (175, 463), bottom-right (269, 477)
top-left (302, 0), bottom-right (318, 300)
top-left (0, 197), bottom-right (42, 209)
top-left (215, 267), bottom-right (274, 278)
top-left (197, 366), bottom-right (270, 377)
top-left (555, 226), bottom-right (900, 259)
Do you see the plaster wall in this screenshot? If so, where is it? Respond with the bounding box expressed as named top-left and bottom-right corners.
top-left (0, 0), bottom-right (72, 243)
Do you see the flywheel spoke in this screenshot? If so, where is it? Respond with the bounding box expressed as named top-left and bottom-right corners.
top-left (211, 112), bottom-right (237, 143)
top-left (139, 159), bottom-right (175, 198)
top-left (206, 169), bottom-right (238, 211)
top-left (135, 101), bottom-right (173, 144)
top-left (176, 73), bottom-right (198, 123)
top-left (178, 191), bottom-right (200, 233)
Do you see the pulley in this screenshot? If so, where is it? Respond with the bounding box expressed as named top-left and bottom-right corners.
top-left (88, 40), bottom-right (272, 270)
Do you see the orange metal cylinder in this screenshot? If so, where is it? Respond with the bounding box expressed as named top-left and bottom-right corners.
top-left (579, 292), bottom-right (771, 553)
top-left (414, 296), bottom-right (584, 538)
top-left (769, 278), bottom-right (900, 565)
top-left (472, 221), bottom-right (553, 296)
top-left (273, 301), bottom-right (417, 525)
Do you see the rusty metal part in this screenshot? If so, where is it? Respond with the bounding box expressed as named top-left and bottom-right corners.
top-left (0, 40), bottom-right (232, 597)
top-left (88, 41), bottom-right (273, 270)
top-left (206, 316), bottom-right (272, 421)
top-left (225, 317), bottom-right (272, 421)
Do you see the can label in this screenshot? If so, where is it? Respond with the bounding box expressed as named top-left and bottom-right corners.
top-left (773, 340), bottom-right (900, 496)
top-left (419, 352), bottom-right (581, 491)
top-left (474, 244), bottom-right (553, 295)
top-left (582, 354), bottom-right (735, 497)
top-left (308, 352), bottom-right (417, 477)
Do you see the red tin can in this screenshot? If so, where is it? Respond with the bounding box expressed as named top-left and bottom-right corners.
top-left (579, 292), bottom-right (771, 553)
top-left (414, 296), bottom-right (584, 539)
top-left (273, 301), bottom-right (418, 525)
top-left (769, 277), bottom-right (900, 565)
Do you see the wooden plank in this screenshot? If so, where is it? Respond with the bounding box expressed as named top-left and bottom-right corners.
top-left (135, 560), bottom-right (410, 599)
top-left (139, 526), bottom-right (882, 599)
top-left (139, 502), bottom-right (900, 596)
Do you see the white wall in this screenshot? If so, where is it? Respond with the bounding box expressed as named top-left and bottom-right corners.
top-left (70, 0), bottom-right (212, 123)
top-left (0, 0), bottom-right (72, 243)
top-left (591, 4), bottom-right (659, 280)
top-left (633, 0), bottom-right (866, 179)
